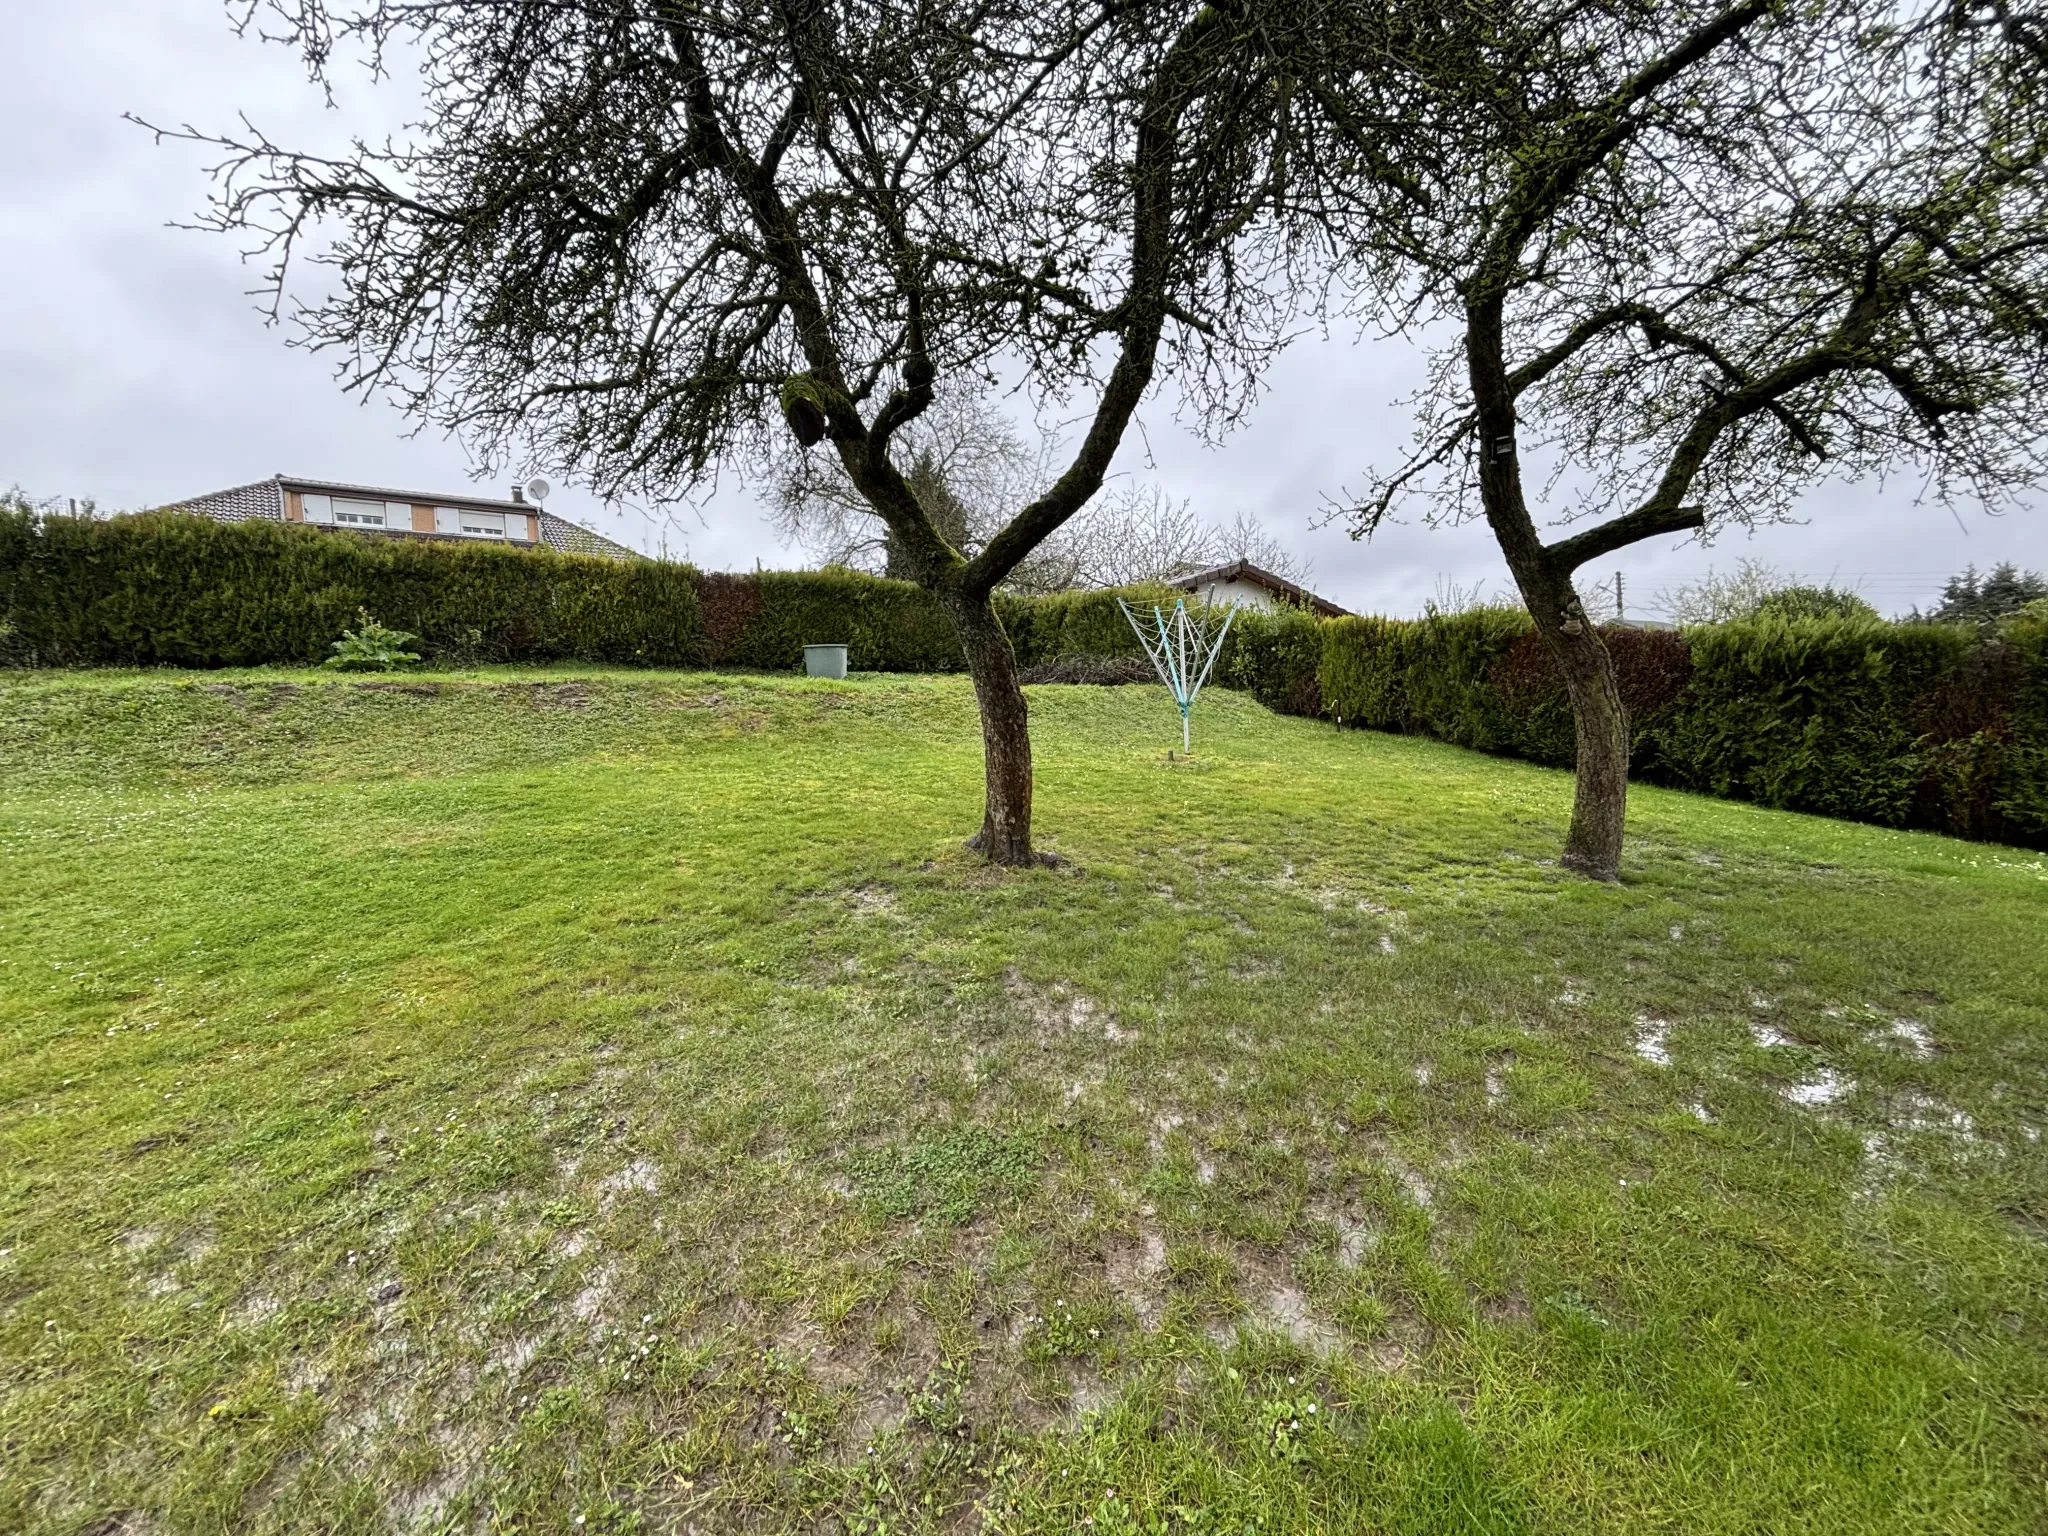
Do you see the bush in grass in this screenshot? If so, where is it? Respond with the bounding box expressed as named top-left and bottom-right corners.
top-left (323, 608), bottom-right (421, 672)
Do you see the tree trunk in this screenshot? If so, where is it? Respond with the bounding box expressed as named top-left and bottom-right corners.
top-left (1488, 559), bottom-right (1630, 878)
top-left (1467, 297), bottom-right (1630, 880)
top-left (943, 589), bottom-right (1043, 866)
top-left (1550, 609), bottom-right (1630, 881)
top-left (1493, 564), bottom-right (1633, 880)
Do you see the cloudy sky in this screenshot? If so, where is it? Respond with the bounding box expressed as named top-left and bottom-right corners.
top-left (5, 6), bottom-right (2043, 618)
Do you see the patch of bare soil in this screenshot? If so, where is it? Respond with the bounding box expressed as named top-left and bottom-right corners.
top-left (846, 881), bottom-right (901, 919)
top-left (1103, 1216), bottom-right (1170, 1330)
top-left (1004, 968), bottom-right (1126, 1046)
top-left (526, 681), bottom-right (593, 710)
top-left (354, 682), bottom-right (443, 698)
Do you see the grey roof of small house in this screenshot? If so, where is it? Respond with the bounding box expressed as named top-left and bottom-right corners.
top-left (536, 509), bottom-right (639, 560)
top-left (158, 475), bottom-right (640, 560)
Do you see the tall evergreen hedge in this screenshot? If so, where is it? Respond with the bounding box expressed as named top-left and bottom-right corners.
top-left (0, 510), bottom-right (700, 667)
top-left (5, 507), bottom-right (2044, 848)
top-left (1320, 606), bottom-right (2047, 848)
top-left (2001, 616), bottom-right (2048, 840)
top-left (698, 568), bottom-right (964, 672)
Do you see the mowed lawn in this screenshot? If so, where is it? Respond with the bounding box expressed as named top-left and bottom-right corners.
top-left (1, 670), bottom-right (2044, 1536)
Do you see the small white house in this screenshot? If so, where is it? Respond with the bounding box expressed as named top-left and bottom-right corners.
top-left (1167, 559), bottom-right (1350, 618)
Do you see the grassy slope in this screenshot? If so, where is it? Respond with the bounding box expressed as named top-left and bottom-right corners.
top-left (0, 668), bottom-right (2043, 1536)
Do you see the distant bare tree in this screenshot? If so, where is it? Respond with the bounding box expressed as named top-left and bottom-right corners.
top-left (1012, 487), bottom-right (1306, 592)
top-left (1657, 561), bottom-right (1792, 626)
top-left (769, 384), bottom-right (1043, 577)
top-left (773, 388), bottom-right (1306, 592)
top-left (156, 1), bottom-right (1298, 863)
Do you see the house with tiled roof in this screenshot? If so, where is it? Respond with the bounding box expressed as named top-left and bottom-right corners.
top-left (1166, 559), bottom-right (1350, 619)
top-left (161, 475), bottom-right (639, 560)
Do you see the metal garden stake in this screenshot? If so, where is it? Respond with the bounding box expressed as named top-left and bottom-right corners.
top-left (1119, 597), bottom-right (1236, 754)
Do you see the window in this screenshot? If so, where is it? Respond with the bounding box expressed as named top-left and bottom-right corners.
top-left (333, 498), bottom-right (388, 528)
top-left (460, 510), bottom-right (506, 538)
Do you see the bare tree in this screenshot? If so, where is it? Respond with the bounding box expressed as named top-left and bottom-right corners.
top-left (1657, 560), bottom-right (1792, 625)
top-left (1212, 507), bottom-right (1303, 582)
top-left (1007, 484), bottom-right (1306, 590)
top-left (1263, 0), bottom-right (2048, 877)
top-left (773, 385), bottom-right (1306, 591)
top-left (1051, 483), bottom-right (1213, 587)
top-left (153, 1), bottom-right (1295, 864)
top-left (769, 381), bottom-right (1044, 574)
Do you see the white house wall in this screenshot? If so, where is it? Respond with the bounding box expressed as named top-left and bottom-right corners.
top-left (1192, 579), bottom-right (1281, 612)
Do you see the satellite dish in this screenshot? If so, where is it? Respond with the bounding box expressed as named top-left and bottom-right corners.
top-left (523, 477), bottom-right (551, 505)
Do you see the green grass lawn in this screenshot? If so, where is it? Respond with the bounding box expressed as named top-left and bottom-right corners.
top-left (2, 668), bottom-right (2044, 1535)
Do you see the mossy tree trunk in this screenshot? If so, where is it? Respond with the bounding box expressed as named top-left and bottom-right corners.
top-left (943, 588), bottom-right (1039, 865)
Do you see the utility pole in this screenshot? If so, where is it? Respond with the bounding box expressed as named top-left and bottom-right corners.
top-left (1615, 569), bottom-right (1625, 621)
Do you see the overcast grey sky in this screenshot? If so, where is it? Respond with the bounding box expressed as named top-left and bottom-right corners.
top-left (4, 6), bottom-right (2044, 617)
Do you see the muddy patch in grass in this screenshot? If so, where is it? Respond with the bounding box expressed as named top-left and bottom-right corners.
top-left (1103, 1218), bottom-right (1170, 1330)
top-left (1005, 968), bottom-right (1124, 1047)
top-left (1633, 1015), bottom-right (1672, 1066)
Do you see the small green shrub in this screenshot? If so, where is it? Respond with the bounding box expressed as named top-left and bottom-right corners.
top-left (323, 609), bottom-right (422, 672)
